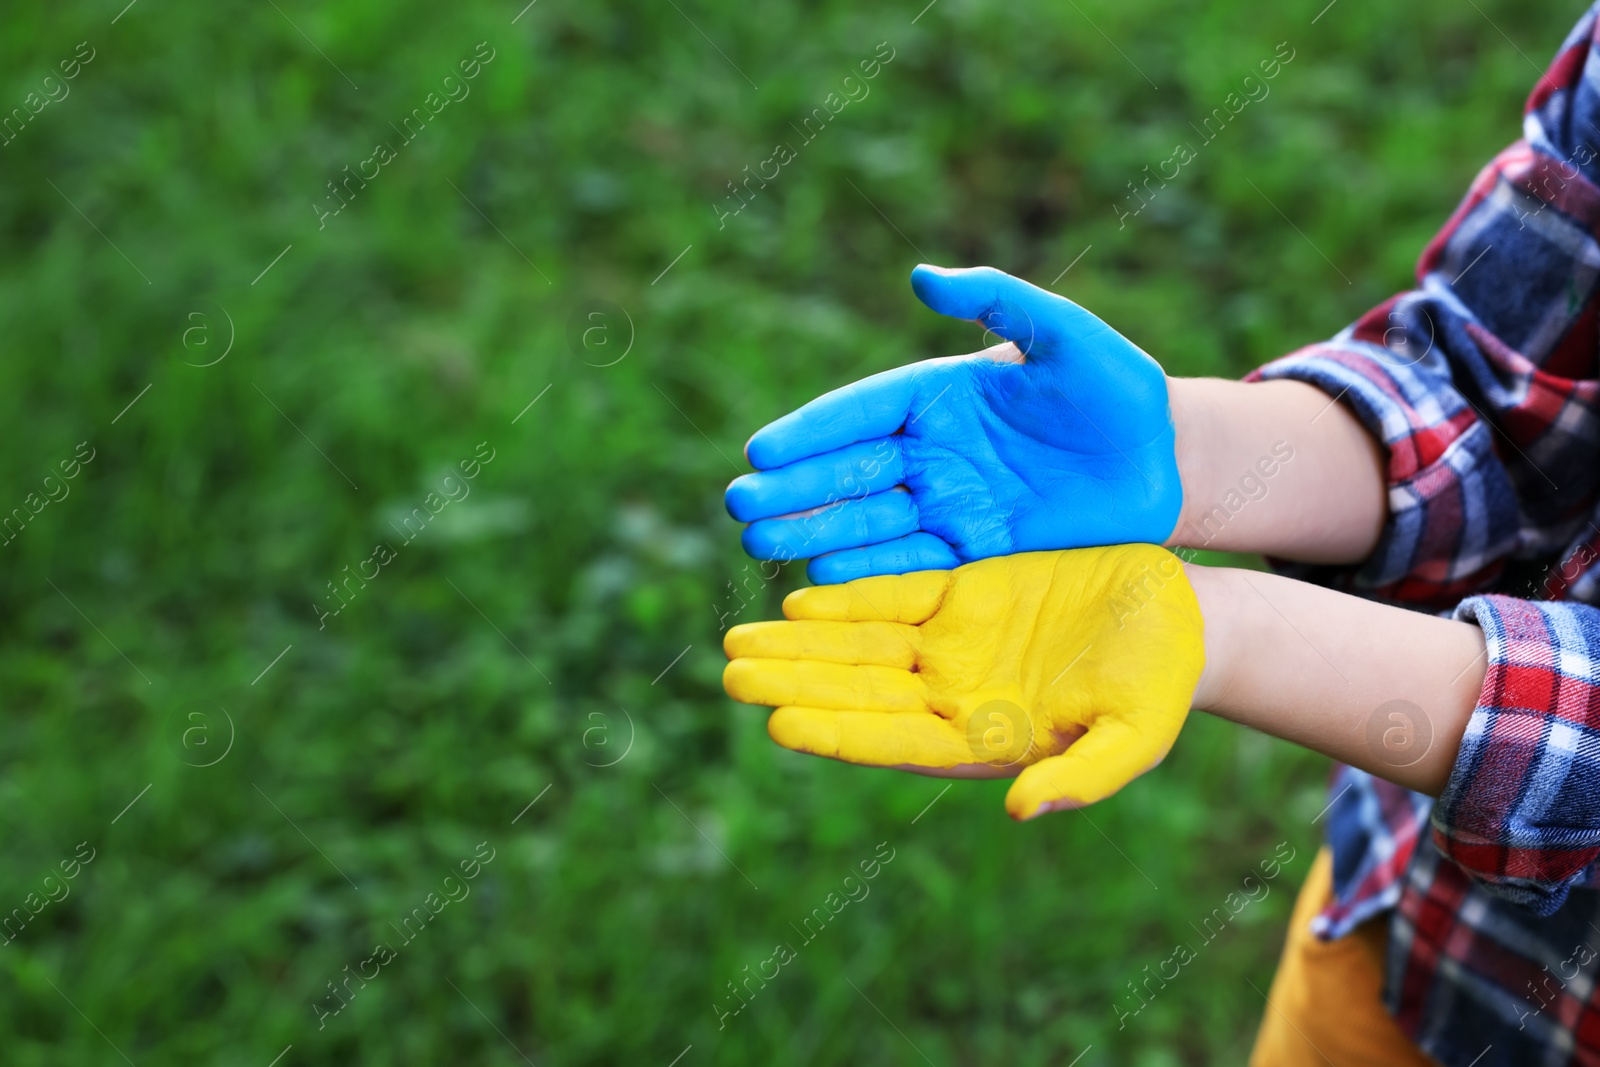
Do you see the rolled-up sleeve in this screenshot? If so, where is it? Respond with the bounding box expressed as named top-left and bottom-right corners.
top-left (1245, 5), bottom-right (1600, 607)
top-left (1432, 595), bottom-right (1600, 914)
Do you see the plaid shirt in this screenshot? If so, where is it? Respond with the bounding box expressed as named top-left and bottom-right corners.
top-left (1246, 5), bottom-right (1600, 1064)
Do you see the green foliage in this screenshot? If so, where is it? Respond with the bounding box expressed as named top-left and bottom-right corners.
top-left (0, 0), bottom-right (1573, 1062)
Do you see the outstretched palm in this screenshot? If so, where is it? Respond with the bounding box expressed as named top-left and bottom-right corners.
top-left (726, 265), bottom-right (1181, 584)
top-left (721, 546), bottom-right (1207, 818)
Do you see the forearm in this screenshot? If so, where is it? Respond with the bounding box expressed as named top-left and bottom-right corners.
top-left (1184, 563), bottom-right (1486, 795)
top-left (1167, 377), bottom-right (1387, 563)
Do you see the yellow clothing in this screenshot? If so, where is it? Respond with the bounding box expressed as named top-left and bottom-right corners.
top-left (1249, 847), bottom-right (1441, 1067)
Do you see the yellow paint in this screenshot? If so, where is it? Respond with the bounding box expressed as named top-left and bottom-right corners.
top-left (723, 546), bottom-right (1206, 819)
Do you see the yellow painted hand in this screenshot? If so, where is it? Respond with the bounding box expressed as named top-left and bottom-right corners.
top-left (723, 546), bottom-right (1205, 819)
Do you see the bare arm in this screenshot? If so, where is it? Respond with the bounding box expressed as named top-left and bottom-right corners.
top-left (1167, 377), bottom-right (1388, 564)
top-left (1167, 377), bottom-right (1484, 795)
top-left (1185, 562), bottom-right (1486, 795)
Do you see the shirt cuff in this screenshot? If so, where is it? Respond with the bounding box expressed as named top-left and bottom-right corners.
top-left (1430, 594), bottom-right (1600, 914)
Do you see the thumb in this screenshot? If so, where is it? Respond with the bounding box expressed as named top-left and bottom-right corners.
top-left (909, 264), bottom-right (1105, 360)
top-left (1003, 715), bottom-right (1180, 820)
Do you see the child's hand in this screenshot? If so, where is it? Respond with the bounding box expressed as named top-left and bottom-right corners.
top-left (725, 265), bottom-right (1181, 584)
top-left (722, 545), bottom-right (1206, 819)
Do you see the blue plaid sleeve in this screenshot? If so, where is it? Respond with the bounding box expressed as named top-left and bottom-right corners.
top-left (1245, 2), bottom-right (1600, 608)
top-left (1433, 595), bottom-right (1600, 913)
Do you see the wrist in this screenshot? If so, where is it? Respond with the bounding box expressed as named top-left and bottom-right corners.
top-left (1181, 561), bottom-right (1243, 712)
top-left (1164, 377), bottom-right (1219, 550)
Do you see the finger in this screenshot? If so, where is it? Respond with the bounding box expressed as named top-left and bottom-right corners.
top-left (1003, 716), bottom-right (1181, 820)
top-left (723, 620), bottom-right (921, 669)
top-left (909, 264), bottom-right (1111, 360)
top-left (808, 532), bottom-right (961, 584)
top-left (724, 659), bottom-right (926, 714)
top-left (741, 489), bottom-right (919, 562)
top-left (725, 437), bottom-right (904, 523)
top-left (744, 364), bottom-right (920, 470)
top-left (783, 569), bottom-right (952, 624)
top-left (767, 706), bottom-right (971, 769)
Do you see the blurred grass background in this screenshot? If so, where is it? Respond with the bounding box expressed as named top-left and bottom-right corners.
top-left (0, 0), bottom-right (1579, 1063)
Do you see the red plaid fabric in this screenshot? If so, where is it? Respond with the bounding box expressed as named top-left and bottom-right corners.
top-left (1244, 6), bottom-right (1600, 1063)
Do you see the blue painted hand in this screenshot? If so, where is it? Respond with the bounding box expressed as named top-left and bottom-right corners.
top-left (725, 265), bottom-right (1182, 583)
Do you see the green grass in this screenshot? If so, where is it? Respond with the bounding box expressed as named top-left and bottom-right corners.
top-left (0, 0), bottom-right (1577, 1062)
